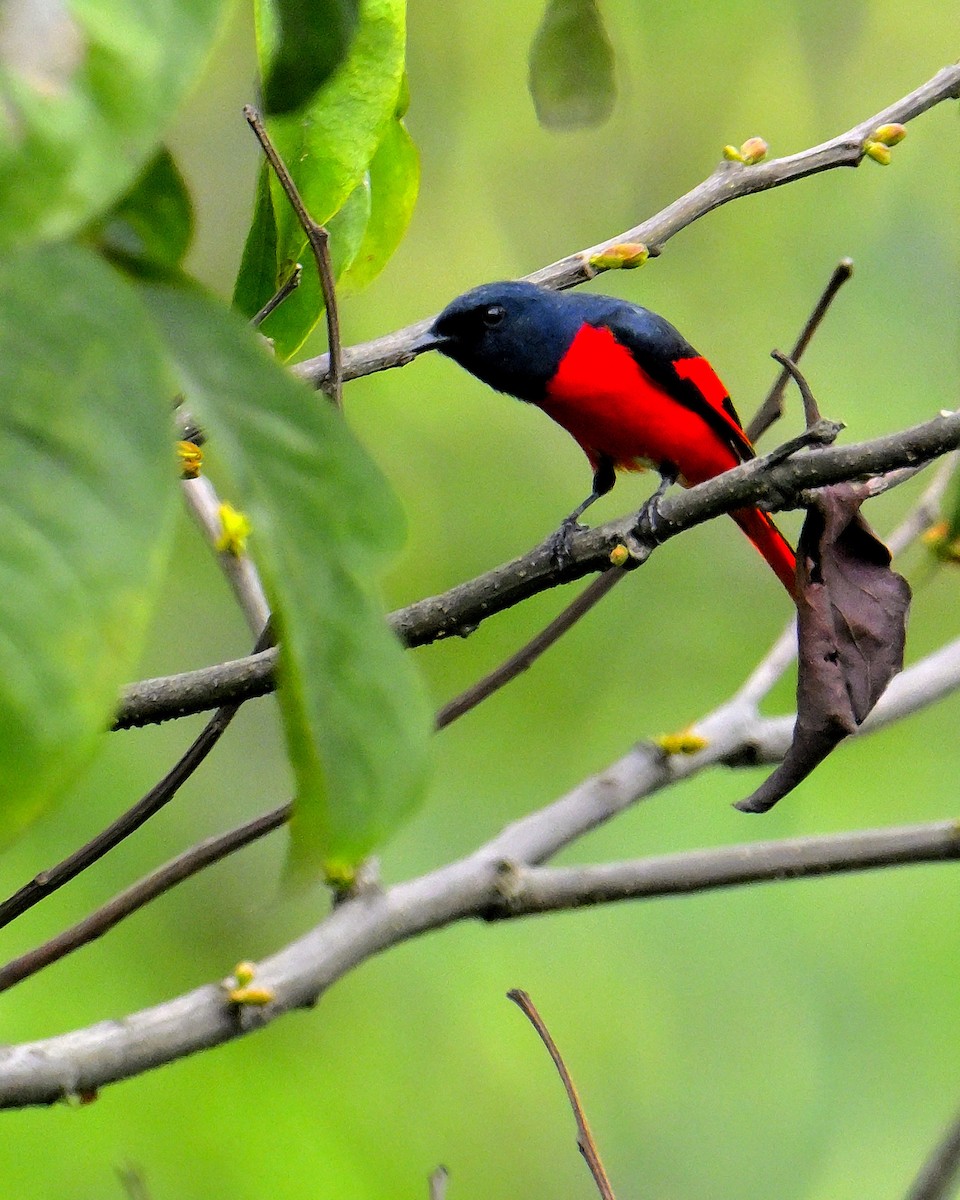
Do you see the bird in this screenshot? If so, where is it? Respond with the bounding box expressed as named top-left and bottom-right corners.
top-left (412, 279), bottom-right (797, 598)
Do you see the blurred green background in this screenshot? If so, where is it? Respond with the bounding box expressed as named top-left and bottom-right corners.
top-left (2, 3), bottom-right (959, 1196)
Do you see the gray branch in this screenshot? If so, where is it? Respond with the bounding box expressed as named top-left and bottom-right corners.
top-left (5, 622), bottom-right (960, 1107)
top-left (292, 63), bottom-right (960, 391)
top-left (2, 812), bottom-right (959, 1108)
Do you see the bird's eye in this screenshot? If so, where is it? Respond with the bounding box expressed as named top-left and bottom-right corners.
top-left (482, 304), bottom-right (506, 327)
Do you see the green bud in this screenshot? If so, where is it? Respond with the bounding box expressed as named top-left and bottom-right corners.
top-left (872, 123), bottom-right (906, 146)
top-left (739, 136), bottom-right (768, 164)
top-left (864, 140), bottom-right (892, 165)
top-left (588, 242), bottom-right (649, 271)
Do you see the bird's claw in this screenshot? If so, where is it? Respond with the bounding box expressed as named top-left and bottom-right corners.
top-left (632, 468), bottom-right (677, 545)
top-left (545, 517), bottom-right (585, 570)
top-left (633, 491), bottom-right (668, 545)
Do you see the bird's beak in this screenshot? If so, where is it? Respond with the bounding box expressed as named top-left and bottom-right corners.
top-left (408, 326), bottom-right (447, 355)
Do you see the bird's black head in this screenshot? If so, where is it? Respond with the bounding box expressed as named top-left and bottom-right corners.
top-left (416, 280), bottom-right (582, 402)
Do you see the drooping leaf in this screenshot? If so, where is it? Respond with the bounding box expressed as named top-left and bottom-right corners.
top-left (528, 0), bottom-right (616, 130)
top-left (236, 0), bottom-right (406, 357)
top-left (338, 114), bottom-right (419, 295)
top-left (261, 0), bottom-right (360, 116)
top-left (87, 146), bottom-right (193, 275)
top-left (0, 243), bottom-right (178, 842)
top-left (141, 279), bottom-right (432, 881)
top-left (0, 0), bottom-right (227, 251)
top-left (736, 485), bottom-right (911, 814)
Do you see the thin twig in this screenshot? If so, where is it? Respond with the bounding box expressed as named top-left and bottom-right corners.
top-left (0, 802), bottom-right (291, 993)
top-left (435, 570), bottom-right (625, 730)
top-left (252, 263), bottom-right (302, 327)
top-left (507, 990), bottom-right (616, 1200)
top-left (770, 350), bottom-right (823, 428)
top-left (0, 624), bottom-right (274, 931)
top-left (886, 452), bottom-right (959, 557)
top-left (491, 822), bottom-right (960, 916)
top-left (293, 66), bottom-right (960, 391)
top-left (747, 259), bottom-right (854, 442)
top-left (428, 1166), bottom-right (449, 1200)
top-left (243, 105), bottom-right (343, 408)
top-left (117, 1166), bottom-right (152, 1200)
top-left (905, 1104), bottom-right (960, 1200)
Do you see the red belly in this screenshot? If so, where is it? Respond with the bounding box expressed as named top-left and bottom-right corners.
top-left (540, 323), bottom-right (741, 485)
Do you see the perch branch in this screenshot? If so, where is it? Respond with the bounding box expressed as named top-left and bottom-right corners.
top-left (114, 408), bottom-right (960, 729)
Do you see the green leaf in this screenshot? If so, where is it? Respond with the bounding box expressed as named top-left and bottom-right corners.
top-left (0, 243), bottom-right (177, 843)
top-left (238, 0), bottom-right (406, 357)
top-left (528, 0), bottom-right (616, 130)
top-left (141, 280), bottom-right (432, 881)
top-left (945, 465), bottom-right (960, 543)
top-left (0, 0), bottom-right (227, 250)
top-left (262, 0), bottom-right (360, 117)
top-left (244, 177), bottom-right (372, 351)
top-left (327, 177), bottom-right (373, 277)
top-left (87, 146), bottom-right (193, 275)
top-left (338, 116), bottom-right (419, 295)
top-left (233, 162), bottom-right (283, 322)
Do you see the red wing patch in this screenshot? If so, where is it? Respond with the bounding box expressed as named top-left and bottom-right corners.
top-left (671, 356), bottom-right (753, 461)
top-left (541, 324), bottom-right (751, 485)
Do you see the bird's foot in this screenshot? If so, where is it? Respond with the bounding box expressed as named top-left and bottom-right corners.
top-left (544, 516), bottom-right (586, 570)
top-left (632, 467), bottom-right (677, 546)
top-left (632, 490), bottom-right (669, 546)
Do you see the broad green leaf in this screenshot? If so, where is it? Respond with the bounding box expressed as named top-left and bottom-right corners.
top-left (243, 177), bottom-right (372, 355)
top-left (528, 0), bottom-right (616, 130)
top-left (233, 162), bottom-right (283, 322)
top-left (237, 0), bottom-right (406, 357)
top-left (0, 0), bottom-right (227, 250)
top-left (141, 280), bottom-right (432, 881)
top-left (262, 0), bottom-right (360, 117)
top-left (338, 115), bottom-right (419, 295)
top-left (0, 243), bottom-right (177, 842)
top-left (87, 146), bottom-right (193, 275)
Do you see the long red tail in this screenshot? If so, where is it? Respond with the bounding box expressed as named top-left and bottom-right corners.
top-left (731, 507), bottom-right (798, 600)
